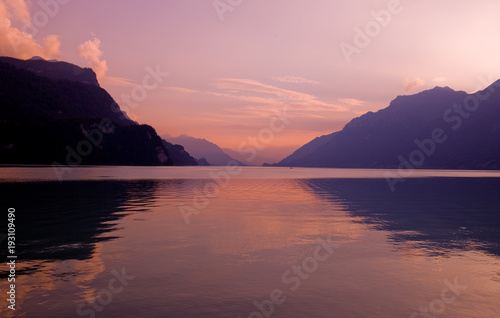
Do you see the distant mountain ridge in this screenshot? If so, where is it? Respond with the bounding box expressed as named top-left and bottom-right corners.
top-left (0, 57), bottom-right (197, 166)
top-left (221, 147), bottom-right (277, 166)
top-left (278, 82), bottom-right (500, 169)
top-left (164, 134), bottom-right (244, 166)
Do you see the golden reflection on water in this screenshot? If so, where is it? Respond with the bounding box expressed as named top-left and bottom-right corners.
top-left (0, 244), bottom-right (106, 318)
top-left (73, 243), bottom-right (106, 302)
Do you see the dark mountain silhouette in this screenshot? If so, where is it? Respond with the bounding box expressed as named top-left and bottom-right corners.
top-left (164, 134), bottom-right (244, 166)
top-left (197, 157), bottom-right (210, 166)
top-left (0, 56), bottom-right (100, 86)
top-left (278, 82), bottom-right (500, 169)
top-left (0, 57), bottom-right (198, 166)
top-left (161, 140), bottom-right (198, 166)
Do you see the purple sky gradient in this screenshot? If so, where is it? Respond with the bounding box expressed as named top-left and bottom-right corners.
top-left (2, 0), bottom-right (500, 160)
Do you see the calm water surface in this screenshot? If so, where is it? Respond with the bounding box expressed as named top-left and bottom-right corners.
top-left (0, 167), bottom-right (499, 318)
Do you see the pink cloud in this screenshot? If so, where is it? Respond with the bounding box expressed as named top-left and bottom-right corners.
top-left (339, 98), bottom-right (365, 106)
top-left (432, 77), bottom-right (447, 83)
top-left (0, 0), bottom-right (63, 59)
top-left (213, 78), bottom-right (349, 112)
top-left (403, 77), bottom-right (426, 92)
top-left (165, 79), bottom-right (351, 113)
top-left (269, 76), bottom-right (320, 85)
top-left (5, 0), bottom-right (30, 22)
top-left (78, 36), bottom-right (108, 79)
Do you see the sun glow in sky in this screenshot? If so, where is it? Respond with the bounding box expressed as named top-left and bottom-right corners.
top-left (2, 0), bottom-right (500, 160)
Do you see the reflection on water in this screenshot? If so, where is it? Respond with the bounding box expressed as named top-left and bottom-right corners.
top-left (0, 180), bottom-right (164, 318)
top-left (3, 181), bottom-right (160, 262)
top-left (0, 168), bottom-right (499, 318)
top-left (301, 178), bottom-right (500, 257)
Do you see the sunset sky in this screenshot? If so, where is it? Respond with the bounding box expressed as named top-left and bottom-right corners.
top-left (2, 0), bottom-right (500, 160)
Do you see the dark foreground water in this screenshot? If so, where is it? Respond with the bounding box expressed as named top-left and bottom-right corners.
top-left (1, 167), bottom-right (500, 318)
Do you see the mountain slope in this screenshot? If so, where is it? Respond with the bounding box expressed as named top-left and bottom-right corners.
top-left (161, 140), bottom-right (199, 166)
top-left (278, 82), bottom-right (500, 169)
top-left (221, 147), bottom-right (276, 166)
top-left (0, 56), bottom-right (100, 86)
top-left (0, 58), bottom-right (134, 126)
top-left (164, 134), bottom-right (243, 166)
top-left (0, 57), bottom-right (197, 166)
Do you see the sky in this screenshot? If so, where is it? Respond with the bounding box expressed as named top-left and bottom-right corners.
top-left (2, 0), bottom-right (500, 161)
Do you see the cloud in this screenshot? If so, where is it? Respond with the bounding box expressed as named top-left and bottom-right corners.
top-left (168, 79), bottom-right (361, 113)
top-left (5, 0), bottom-right (30, 22)
top-left (269, 76), bottom-right (320, 85)
top-left (214, 78), bottom-right (309, 100)
top-left (43, 34), bottom-right (62, 57)
top-left (165, 86), bottom-right (201, 94)
top-left (100, 76), bottom-right (138, 88)
top-left (403, 77), bottom-right (426, 92)
top-left (0, 0), bottom-right (63, 59)
top-left (78, 36), bottom-right (108, 79)
top-left (432, 77), bottom-right (447, 82)
top-left (213, 78), bottom-right (348, 112)
top-left (165, 78), bottom-right (351, 120)
top-left (338, 98), bottom-right (365, 106)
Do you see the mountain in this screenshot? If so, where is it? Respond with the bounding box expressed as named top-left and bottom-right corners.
top-left (0, 56), bottom-right (100, 86)
top-left (161, 141), bottom-right (199, 166)
top-left (221, 147), bottom-right (276, 166)
top-left (0, 57), bottom-right (198, 166)
top-left (278, 82), bottom-right (500, 169)
top-left (164, 134), bottom-right (243, 166)
top-left (275, 134), bottom-right (334, 165)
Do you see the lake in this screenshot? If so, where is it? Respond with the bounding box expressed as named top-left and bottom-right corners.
top-left (1, 166), bottom-right (500, 318)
